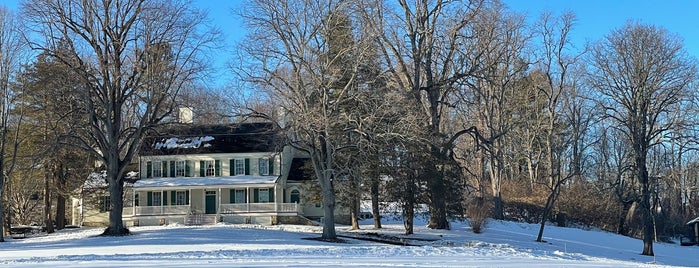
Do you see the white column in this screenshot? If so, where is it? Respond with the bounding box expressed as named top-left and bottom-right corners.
top-left (132, 188), bottom-right (136, 216)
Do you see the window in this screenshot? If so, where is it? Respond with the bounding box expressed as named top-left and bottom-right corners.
top-left (100, 196), bottom-right (112, 212)
top-left (152, 192), bottom-right (162, 206)
top-left (152, 161), bottom-right (162, 178)
top-left (259, 158), bottom-right (269, 175)
top-left (258, 188), bottom-right (269, 203)
top-left (290, 189), bottom-right (300, 204)
top-left (176, 191), bottom-right (187, 205)
top-left (235, 159), bottom-right (245, 175)
top-left (135, 193), bottom-right (140, 206)
top-left (175, 161), bottom-right (186, 177)
top-left (235, 189), bottom-right (246, 203)
top-left (204, 160), bottom-right (215, 176)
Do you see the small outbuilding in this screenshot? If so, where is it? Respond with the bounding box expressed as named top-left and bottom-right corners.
top-left (684, 217), bottom-right (699, 246)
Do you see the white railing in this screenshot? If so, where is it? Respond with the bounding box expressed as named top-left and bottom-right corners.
top-left (219, 203), bottom-right (298, 214)
top-left (123, 203), bottom-right (298, 216)
top-left (123, 205), bottom-right (190, 216)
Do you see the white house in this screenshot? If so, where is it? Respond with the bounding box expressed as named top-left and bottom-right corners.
top-left (74, 122), bottom-right (328, 226)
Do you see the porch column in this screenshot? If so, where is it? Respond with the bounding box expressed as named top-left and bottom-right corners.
top-left (274, 184), bottom-right (279, 212)
top-left (160, 190), bottom-right (164, 214)
top-left (217, 188), bottom-right (221, 214)
top-left (246, 186), bottom-right (251, 212)
top-left (132, 189), bottom-right (136, 216)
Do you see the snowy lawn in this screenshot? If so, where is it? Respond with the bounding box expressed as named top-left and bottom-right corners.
top-left (0, 217), bottom-right (697, 267)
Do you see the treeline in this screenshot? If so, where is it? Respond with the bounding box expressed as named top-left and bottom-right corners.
top-left (235, 0), bottom-right (698, 256)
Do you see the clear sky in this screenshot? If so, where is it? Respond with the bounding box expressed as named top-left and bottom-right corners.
top-left (503, 0), bottom-right (699, 57)
top-left (3, 0), bottom-right (699, 87)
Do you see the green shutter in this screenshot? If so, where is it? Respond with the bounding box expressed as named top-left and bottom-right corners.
top-left (253, 189), bottom-right (259, 203)
top-left (269, 158), bottom-right (274, 175)
top-left (185, 191), bottom-right (190, 205)
top-left (200, 161), bottom-right (205, 177)
top-left (229, 159), bottom-right (235, 175)
top-left (146, 161), bottom-right (152, 178)
top-left (283, 189), bottom-right (287, 203)
top-left (147, 192), bottom-right (153, 206)
top-left (162, 161), bottom-right (168, 177)
top-left (215, 160), bottom-right (221, 176)
top-left (245, 159), bottom-right (250, 175)
top-left (171, 191), bottom-right (176, 205)
top-left (185, 160), bottom-right (191, 177)
top-left (269, 188), bottom-right (275, 202)
top-left (229, 189), bottom-right (235, 203)
top-left (170, 161), bottom-right (176, 177)
top-left (163, 191), bottom-right (168, 205)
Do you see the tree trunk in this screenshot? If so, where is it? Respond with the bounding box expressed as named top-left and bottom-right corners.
top-left (321, 185), bottom-right (336, 240)
top-left (104, 169), bottom-right (128, 236)
top-left (0, 186), bottom-right (5, 242)
top-left (403, 200), bottom-right (414, 235)
top-left (537, 188), bottom-right (558, 242)
top-left (637, 153), bottom-right (654, 256)
top-left (55, 194), bottom-right (66, 230)
top-left (640, 180), bottom-right (654, 256)
top-left (427, 160), bottom-right (449, 229)
top-left (349, 194), bottom-right (360, 230)
top-left (43, 170), bottom-right (54, 234)
top-left (371, 175), bottom-right (381, 229)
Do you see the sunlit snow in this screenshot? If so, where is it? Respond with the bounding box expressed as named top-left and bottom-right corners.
top-left (154, 136), bottom-right (215, 149)
top-left (1, 216), bottom-right (696, 267)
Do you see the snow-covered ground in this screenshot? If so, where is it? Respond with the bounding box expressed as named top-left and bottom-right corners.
top-left (0, 216), bottom-right (697, 267)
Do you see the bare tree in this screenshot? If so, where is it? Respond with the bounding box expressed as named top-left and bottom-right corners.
top-left (587, 22), bottom-right (697, 256)
top-left (461, 2), bottom-right (530, 220)
top-left (0, 6), bottom-right (26, 241)
top-left (363, 0), bottom-right (500, 229)
top-left (23, 0), bottom-right (217, 235)
top-left (238, 0), bottom-right (373, 240)
top-left (532, 11), bottom-right (588, 242)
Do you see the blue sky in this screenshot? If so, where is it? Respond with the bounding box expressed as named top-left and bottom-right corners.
top-left (3, 0), bottom-right (699, 87)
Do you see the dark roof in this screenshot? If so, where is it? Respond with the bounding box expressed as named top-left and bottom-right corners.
top-left (140, 122), bottom-right (282, 156)
top-left (287, 158), bottom-right (316, 181)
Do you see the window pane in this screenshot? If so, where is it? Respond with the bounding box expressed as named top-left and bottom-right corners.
top-left (204, 160), bottom-right (215, 177)
top-left (258, 189), bottom-right (269, 203)
top-left (176, 191), bottom-right (186, 205)
top-left (259, 158), bottom-right (269, 176)
top-left (152, 192), bottom-right (162, 206)
top-left (102, 196), bottom-right (112, 212)
top-left (175, 161), bottom-right (186, 177)
top-left (235, 159), bottom-right (245, 175)
top-left (152, 161), bottom-right (162, 178)
top-left (235, 189), bottom-right (246, 203)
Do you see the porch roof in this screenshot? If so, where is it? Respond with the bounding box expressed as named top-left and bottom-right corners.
top-left (132, 175), bottom-right (279, 189)
top-left (688, 217), bottom-right (699, 225)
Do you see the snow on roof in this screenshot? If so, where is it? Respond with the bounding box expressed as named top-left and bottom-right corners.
top-left (83, 171), bottom-right (140, 189)
top-left (154, 136), bottom-right (214, 149)
top-left (687, 216), bottom-right (699, 225)
top-left (133, 175), bottom-right (279, 189)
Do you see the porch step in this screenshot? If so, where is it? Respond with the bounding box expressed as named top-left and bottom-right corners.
top-left (185, 214), bottom-right (218, 226)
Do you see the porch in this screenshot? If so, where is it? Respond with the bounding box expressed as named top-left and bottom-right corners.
top-left (123, 182), bottom-right (300, 218)
top-left (121, 202), bottom-right (300, 216)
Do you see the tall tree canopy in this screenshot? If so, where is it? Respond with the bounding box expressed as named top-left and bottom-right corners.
top-left (587, 22), bottom-right (697, 256)
top-left (22, 0), bottom-right (218, 235)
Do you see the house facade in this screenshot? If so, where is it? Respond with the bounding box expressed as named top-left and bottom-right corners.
top-left (75, 122), bottom-right (329, 227)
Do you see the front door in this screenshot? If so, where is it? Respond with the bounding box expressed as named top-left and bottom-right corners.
top-left (205, 191), bottom-right (217, 214)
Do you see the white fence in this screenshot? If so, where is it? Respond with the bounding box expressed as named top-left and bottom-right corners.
top-left (123, 203), bottom-right (298, 216)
